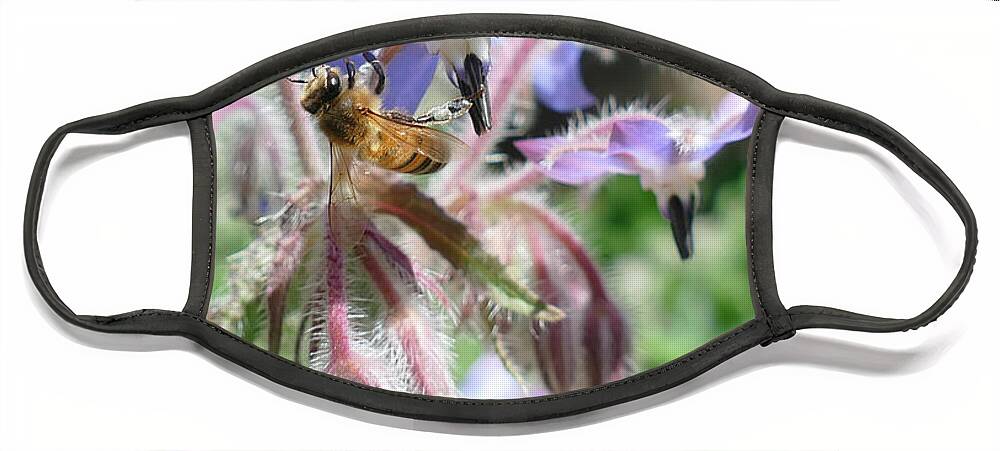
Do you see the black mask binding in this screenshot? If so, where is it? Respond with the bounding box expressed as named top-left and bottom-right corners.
top-left (24, 14), bottom-right (977, 424)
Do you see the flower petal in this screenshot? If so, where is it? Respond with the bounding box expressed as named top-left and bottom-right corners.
top-left (325, 47), bottom-right (439, 116)
top-left (515, 118), bottom-right (680, 186)
top-left (695, 92), bottom-right (761, 161)
top-left (545, 149), bottom-right (627, 185)
top-left (515, 134), bottom-right (630, 185)
top-left (513, 135), bottom-right (566, 163)
top-left (607, 119), bottom-right (676, 169)
top-left (381, 44), bottom-right (440, 115)
top-left (533, 42), bottom-right (597, 113)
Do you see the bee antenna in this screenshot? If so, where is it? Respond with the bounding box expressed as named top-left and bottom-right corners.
top-left (286, 77), bottom-right (308, 84)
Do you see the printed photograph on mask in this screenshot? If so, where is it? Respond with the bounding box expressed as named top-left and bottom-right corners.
top-left (207, 38), bottom-right (760, 398)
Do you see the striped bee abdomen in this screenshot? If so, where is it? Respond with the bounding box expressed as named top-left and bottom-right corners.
top-left (369, 142), bottom-right (445, 175)
top-left (394, 151), bottom-right (444, 174)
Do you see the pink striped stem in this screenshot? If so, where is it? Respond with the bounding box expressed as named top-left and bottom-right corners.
top-left (358, 227), bottom-right (456, 396)
top-left (488, 166), bottom-right (546, 200)
top-left (321, 219), bottom-right (394, 388)
top-left (521, 201), bottom-right (631, 386)
top-left (526, 226), bottom-right (576, 392)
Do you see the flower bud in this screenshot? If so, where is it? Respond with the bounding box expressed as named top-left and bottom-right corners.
top-left (525, 204), bottom-right (632, 392)
top-left (582, 294), bottom-right (630, 386)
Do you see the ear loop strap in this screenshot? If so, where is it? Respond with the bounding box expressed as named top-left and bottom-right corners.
top-left (777, 97), bottom-right (978, 333)
top-left (24, 106), bottom-right (209, 335)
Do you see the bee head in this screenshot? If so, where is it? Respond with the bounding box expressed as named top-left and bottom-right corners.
top-left (298, 65), bottom-right (343, 115)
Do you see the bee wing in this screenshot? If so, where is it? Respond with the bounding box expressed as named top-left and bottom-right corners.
top-left (363, 109), bottom-right (470, 164)
top-left (329, 141), bottom-right (358, 203)
top-left (327, 141), bottom-right (367, 246)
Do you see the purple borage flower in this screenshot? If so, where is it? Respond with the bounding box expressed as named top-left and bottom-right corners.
top-left (426, 38), bottom-right (494, 135)
top-left (326, 45), bottom-right (439, 116)
top-left (515, 92), bottom-right (760, 259)
top-left (326, 40), bottom-right (494, 134)
top-left (533, 42), bottom-right (597, 113)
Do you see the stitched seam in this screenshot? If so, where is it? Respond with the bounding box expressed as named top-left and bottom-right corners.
top-left (748, 111), bottom-right (789, 338)
top-left (198, 119), bottom-right (215, 318)
top-left (787, 310), bottom-right (867, 318)
top-left (748, 111), bottom-right (776, 336)
top-left (106, 310), bottom-right (758, 406)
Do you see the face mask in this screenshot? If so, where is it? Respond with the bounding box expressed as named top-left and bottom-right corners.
top-left (25, 14), bottom-right (977, 423)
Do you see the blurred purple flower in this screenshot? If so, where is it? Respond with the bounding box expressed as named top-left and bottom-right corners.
top-left (460, 353), bottom-right (549, 399)
top-left (325, 54), bottom-right (368, 75)
top-left (514, 92), bottom-right (760, 258)
top-left (533, 42), bottom-right (597, 113)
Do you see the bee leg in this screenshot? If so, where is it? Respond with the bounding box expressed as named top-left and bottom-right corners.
top-left (363, 51), bottom-right (385, 95)
top-left (388, 96), bottom-right (475, 127)
top-left (344, 58), bottom-right (356, 89)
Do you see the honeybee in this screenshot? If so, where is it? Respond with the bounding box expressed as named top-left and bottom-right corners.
top-left (289, 52), bottom-right (480, 200)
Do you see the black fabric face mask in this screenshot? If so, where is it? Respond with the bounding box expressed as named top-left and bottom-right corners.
top-left (24, 14), bottom-right (977, 424)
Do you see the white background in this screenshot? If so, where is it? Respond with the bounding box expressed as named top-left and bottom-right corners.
top-left (1, 1), bottom-right (997, 450)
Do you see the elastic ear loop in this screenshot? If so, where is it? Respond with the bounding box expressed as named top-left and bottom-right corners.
top-left (780, 98), bottom-right (978, 333)
top-left (24, 110), bottom-right (205, 335)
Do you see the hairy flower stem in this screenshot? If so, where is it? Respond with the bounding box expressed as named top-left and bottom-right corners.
top-left (266, 230), bottom-right (305, 353)
top-left (518, 202), bottom-right (607, 299)
top-left (358, 227), bottom-right (457, 396)
top-left (294, 311), bottom-right (312, 364)
top-left (279, 80), bottom-right (321, 180)
top-left (413, 264), bottom-right (457, 319)
top-left (370, 182), bottom-right (564, 322)
top-left (315, 221), bottom-right (409, 390)
top-left (266, 287), bottom-right (287, 353)
top-left (322, 223), bottom-right (358, 377)
top-left (488, 166), bottom-right (546, 200)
